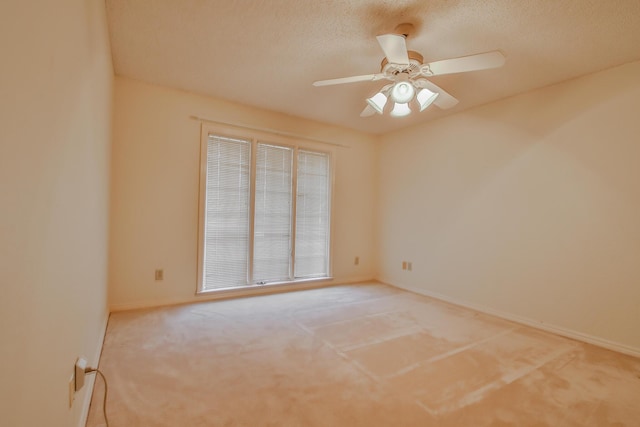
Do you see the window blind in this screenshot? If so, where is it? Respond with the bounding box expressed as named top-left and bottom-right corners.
top-left (253, 143), bottom-right (293, 283)
top-left (294, 150), bottom-right (330, 278)
top-left (202, 135), bottom-right (251, 291)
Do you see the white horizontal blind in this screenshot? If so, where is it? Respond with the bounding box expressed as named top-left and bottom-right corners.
top-left (202, 135), bottom-right (250, 291)
top-left (294, 150), bottom-right (330, 278)
top-left (253, 143), bottom-right (293, 283)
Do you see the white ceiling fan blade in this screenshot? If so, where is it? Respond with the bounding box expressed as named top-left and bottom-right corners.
top-left (313, 73), bottom-right (385, 86)
top-left (415, 79), bottom-right (459, 109)
top-left (376, 34), bottom-right (409, 65)
top-left (423, 51), bottom-right (505, 76)
top-left (360, 104), bottom-right (376, 117)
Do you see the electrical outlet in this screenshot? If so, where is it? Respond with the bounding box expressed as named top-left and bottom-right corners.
top-left (75, 357), bottom-right (87, 391)
top-left (407, 262), bottom-right (412, 271)
top-left (68, 374), bottom-right (75, 408)
top-left (155, 269), bottom-right (164, 281)
top-left (402, 261), bottom-right (407, 270)
top-left (354, 256), bottom-right (359, 266)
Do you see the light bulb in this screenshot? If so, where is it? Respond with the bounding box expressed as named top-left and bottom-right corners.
top-left (390, 102), bottom-right (411, 117)
top-left (366, 92), bottom-right (388, 114)
top-left (390, 81), bottom-right (415, 104)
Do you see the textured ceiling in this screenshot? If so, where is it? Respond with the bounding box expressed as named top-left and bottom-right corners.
top-left (106, 0), bottom-right (640, 134)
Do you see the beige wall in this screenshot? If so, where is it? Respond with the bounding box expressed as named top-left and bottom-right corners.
top-left (0, 1), bottom-right (113, 426)
top-left (109, 77), bottom-right (377, 310)
top-left (377, 61), bottom-right (640, 353)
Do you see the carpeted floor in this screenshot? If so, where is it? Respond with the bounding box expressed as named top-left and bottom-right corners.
top-left (86, 282), bottom-right (640, 426)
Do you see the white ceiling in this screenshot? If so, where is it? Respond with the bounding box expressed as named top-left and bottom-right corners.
top-left (106, 0), bottom-right (640, 135)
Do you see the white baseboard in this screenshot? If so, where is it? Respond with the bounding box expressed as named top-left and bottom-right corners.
top-left (109, 275), bottom-right (376, 312)
top-left (380, 277), bottom-right (640, 359)
top-left (77, 313), bottom-right (110, 427)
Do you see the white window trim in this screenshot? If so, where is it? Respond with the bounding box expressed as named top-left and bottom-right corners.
top-left (196, 123), bottom-right (336, 294)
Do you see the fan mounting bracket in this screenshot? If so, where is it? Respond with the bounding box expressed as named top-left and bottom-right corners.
top-left (393, 23), bottom-right (415, 38)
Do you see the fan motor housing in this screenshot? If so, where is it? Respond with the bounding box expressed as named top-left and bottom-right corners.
top-left (381, 50), bottom-right (423, 69)
top-left (381, 50), bottom-right (424, 78)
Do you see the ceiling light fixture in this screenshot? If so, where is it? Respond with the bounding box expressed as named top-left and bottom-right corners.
top-left (366, 79), bottom-right (439, 117)
top-left (390, 81), bottom-right (415, 104)
top-left (390, 102), bottom-right (411, 117)
top-left (416, 87), bottom-right (438, 111)
top-left (366, 92), bottom-right (388, 114)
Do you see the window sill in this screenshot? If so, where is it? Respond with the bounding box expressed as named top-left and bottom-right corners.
top-left (197, 276), bottom-right (334, 297)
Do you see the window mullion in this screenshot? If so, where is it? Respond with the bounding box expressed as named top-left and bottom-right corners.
top-left (247, 138), bottom-right (257, 284)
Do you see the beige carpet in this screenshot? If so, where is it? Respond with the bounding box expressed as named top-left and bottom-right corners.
top-left (87, 282), bottom-right (640, 426)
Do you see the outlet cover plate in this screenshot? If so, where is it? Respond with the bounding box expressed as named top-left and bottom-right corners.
top-left (68, 375), bottom-right (75, 408)
top-left (75, 357), bottom-right (87, 391)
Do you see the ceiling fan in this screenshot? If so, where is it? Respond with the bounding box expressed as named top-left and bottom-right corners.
top-left (312, 23), bottom-right (505, 118)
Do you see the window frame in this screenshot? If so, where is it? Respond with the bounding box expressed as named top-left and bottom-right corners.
top-left (196, 123), bottom-right (335, 294)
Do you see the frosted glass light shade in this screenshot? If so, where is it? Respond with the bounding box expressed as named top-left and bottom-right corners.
top-left (417, 88), bottom-right (439, 111)
top-left (390, 102), bottom-right (411, 117)
top-left (390, 81), bottom-right (415, 103)
top-left (366, 92), bottom-right (388, 114)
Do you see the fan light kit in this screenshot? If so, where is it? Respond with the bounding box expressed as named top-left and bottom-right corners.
top-left (367, 79), bottom-right (439, 117)
top-left (313, 23), bottom-right (506, 118)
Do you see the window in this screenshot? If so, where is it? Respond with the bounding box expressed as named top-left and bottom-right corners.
top-left (295, 150), bottom-right (331, 278)
top-left (197, 126), bottom-right (332, 293)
